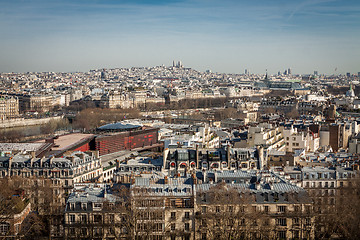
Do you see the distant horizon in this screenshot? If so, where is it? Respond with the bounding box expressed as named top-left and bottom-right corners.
top-left (0, 63), bottom-right (359, 76)
top-left (1, 0), bottom-right (359, 75)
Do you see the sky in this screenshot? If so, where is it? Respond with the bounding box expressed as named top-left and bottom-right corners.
top-left (0, 0), bottom-right (359, 74)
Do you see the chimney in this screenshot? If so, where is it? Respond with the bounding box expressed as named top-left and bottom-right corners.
top-left (257, 146), bottom-right (265, 170)
top-left (163, 148), bottom-right (170, 170)
top-left (192, 173), bottom-right (197, 185)
top-left (49, 156), bottom-right (54, 165)
top-left (227, 144), bottom-right (231, 169)
top-left (68, 156), bottom-right (76, 165)
top-left (196, 144), bottom-right (200, 169)
top-left (30, 157), bottom-right (35, 167)
top-left (40, 156), bottom-right (45, 167)
top-left (202, 169), bottom-right (207, 182)
top-left (164, 176), bottom-right (168, 184)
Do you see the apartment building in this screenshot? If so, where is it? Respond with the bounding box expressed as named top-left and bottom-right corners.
top-left (64, 183), bottom-right (126, 240)
top-left (164, 146), bottom-right (260, 176)
top-left (99, 92), bottom-right (131, 109)
top-left (0, 151), bottom-right (103, 216)
top-left (282, 126), bottom-right (320, 153)
top-left (19, 94), bottom-right (54, 113)
top-left (131, 176), bottom-right (195, 240)
top-left (0, 193), bottom-right (31, 238)
top-left (195, 181), bottom-right (314, 240)
top-left (247, 123), bottom-right (285, 151)
top-left (0, 95), bottom-right (19, 120)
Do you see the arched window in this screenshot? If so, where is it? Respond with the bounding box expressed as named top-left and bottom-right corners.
top-left (179, 163), bottom-right (187, 168)
top-left (0, 222), bottom-right (10, 235)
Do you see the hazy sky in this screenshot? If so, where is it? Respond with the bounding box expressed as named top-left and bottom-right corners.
top-left (1, 0), bottom-right (359, 74)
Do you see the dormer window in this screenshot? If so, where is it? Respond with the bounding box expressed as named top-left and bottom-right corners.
top-left (94, 203), bottom-right (102, 209)
top-left (82, 203), bottom-right (87, 210)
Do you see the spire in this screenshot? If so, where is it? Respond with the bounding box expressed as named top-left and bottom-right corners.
top-left (265, 69), bottom-right (268, 80)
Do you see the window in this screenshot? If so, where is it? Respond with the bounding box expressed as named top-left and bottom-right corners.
top-left (293, 218), bottom-right (299, 225)
top-left (216, 206), bottom-right (220, 213)
top-left (184, 199), bottom-right (191, 207)
top-left (82, 203), bottom-right (87, 210)
top-left (252, 219), bottom-right (257, 226)
top-left (184, 223), bottom-right (190, 231)
top-left (276, 218), bottom-right (287, 226)
top-left (94, 203), bottom-right (102, 209)
top-left (69, 227), bottom-right (75, 235)
top-left (277, 206), bottom-right (287, 213)
top-left (252, 206), bottom-right (257, 212)
top-left (171, 223), bottom-right (175, 231)
top-left (263, 218), bottom-right (270, 226)
top-left (171, 212), bottom-right (176, 220)
top-left (109, 214), bottom-right (115, 223)
top-left (294, 206), bottom-right (300, 212)
top-left (293, 230), bottom-right (299, 239)
top-left (109, 227), bottom-right (115, 235)
top-left (264, 206), bottom-right (269, 213)
top-left (202, 206), bottom-right (207, 213)
top-left (94, 214), bottom-right (102, 223)
top-left (201, 219), bottom-right (207, 227)
top-left (0, 223), bottom-right (10, 235)
top-left (227, 206), bottom-right (233, 212)
top-left (278, 231), bottom-right (286, 239)
top-left (14, 224), bottom-right (20, 234)
top-left (202, 233), bottom-right (207, 240)
top-left (81, 215), bottom-right (87, 223)
top-left (81, 228), bottom-right (87, 236)
top-left (93, 227), bottom-right (102, 236)
top-left (69, 214), bottom-right (75, 223)
top-left (184, 212), bottom-right (190, 219)
top-left (240, 218), bottom-right (246, 226)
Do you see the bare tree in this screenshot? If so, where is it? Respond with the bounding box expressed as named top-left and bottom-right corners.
top-left (333, 175), bottom-right (360, 239)
top-left (196, 183), bottom-right (275, 240)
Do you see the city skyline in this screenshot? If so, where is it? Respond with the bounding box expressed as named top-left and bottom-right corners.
top-left (1, 0), bottom-right (359, 74)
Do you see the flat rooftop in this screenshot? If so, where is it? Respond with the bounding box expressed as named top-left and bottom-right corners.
top-left (35, 133), bottom-right (94, 151)
top-left (0, 142), bottom-right (49, 152)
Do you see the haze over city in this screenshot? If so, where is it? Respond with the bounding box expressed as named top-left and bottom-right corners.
top-left (1, 0), bottom-right (359, 74)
